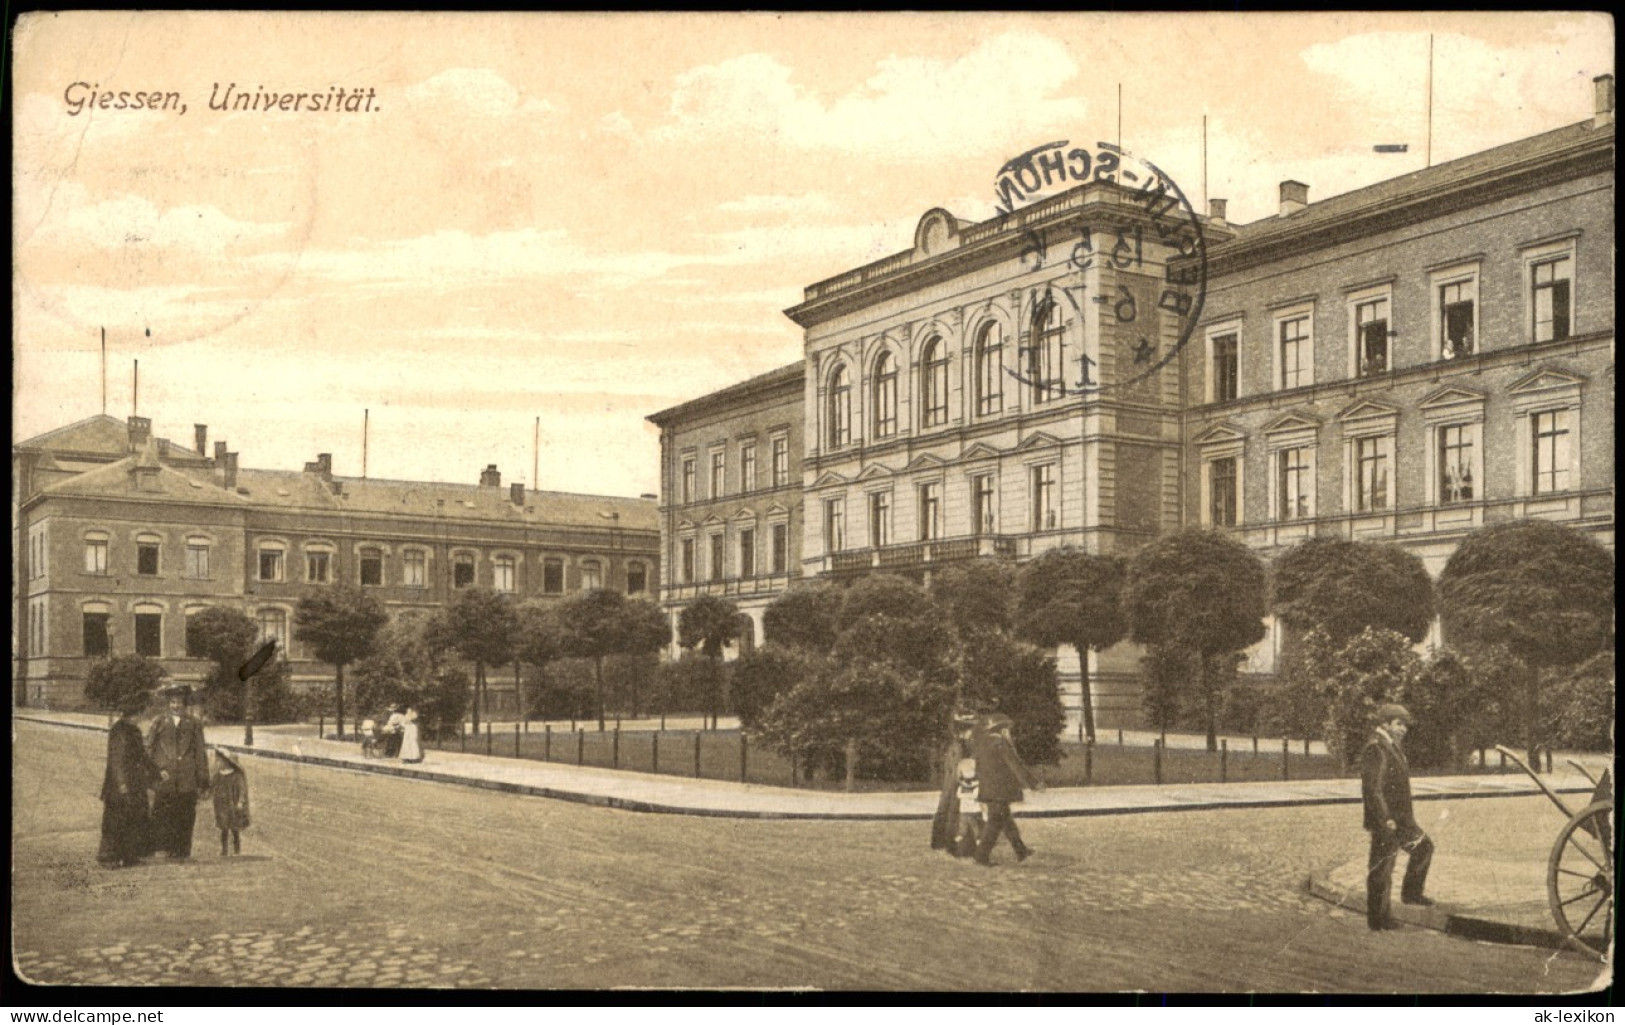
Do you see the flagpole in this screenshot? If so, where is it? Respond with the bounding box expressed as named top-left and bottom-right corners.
top-left (100, 327), bottom-right (107, 415)
top-left (1426, 34), bottom-right (1434, 169)
top-left (363, 408), bottom-right (369, 478)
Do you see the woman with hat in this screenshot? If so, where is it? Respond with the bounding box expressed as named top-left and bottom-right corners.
top-left (98, 691), bottom-right (160, 868)
top-left (211, 748), bottom-right (251, 856)
top-left (383, 703), bottom-right (407, 759)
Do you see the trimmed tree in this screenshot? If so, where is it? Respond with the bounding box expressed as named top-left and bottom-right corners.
top-left (83, 654), bottom-right (166, 714)
top-left (1438, 519), bottom-right (1614, 763)
top-left (352, 611), bottom-right (470, 741)
top-left (1271, 538), bottom-right (1435, 646)
top-left (558, 589), bottom-right (666, 730)
top-left (762, 584), bottom-right (845, 654)
top-left (294, 585), bottom-right (388, 735)
top-left (1017, 547), bottom-right (1127, 744)
top-left (185, 606), bottom-right (259, 721)
top-left (514, 601), bottom-right (568, 718)
top-left (678, 595), bottom-right (742, 727)
top-left (618, 598), bottom-right (671, 717)
top-left (439, 587), bottom-right (519, 733)
top-left (1124, 529), bottom-right (1267, 752)
top-left (932, 559), bottom-right (1018, 642)
top-left (1316, 627), bottom-right (1424, 771)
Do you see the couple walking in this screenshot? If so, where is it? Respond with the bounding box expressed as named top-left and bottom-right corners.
top-left (381, 704), bottom-right (425, 763)
top-left (932, 712), bottom-right (1043, 866)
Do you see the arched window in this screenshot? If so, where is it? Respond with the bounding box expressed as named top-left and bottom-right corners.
top-left (921, 338), bottom-right (948, 428)
top-left (827, 364), bottom-right (852, 448)
top-left (1028, 295), bottom-right (1066, 405)
top-left (873, 351), bottom-right (898, 438)
top-left (976, 322), bottom-right (1005, 416)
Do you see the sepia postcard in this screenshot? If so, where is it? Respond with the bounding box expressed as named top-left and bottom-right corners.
top-left (10, 11), bottom-right (1615, 999)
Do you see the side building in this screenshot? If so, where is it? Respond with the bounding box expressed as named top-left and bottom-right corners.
top-left (14, 414), bottom-right (659, 712)
top-left (646, 363), bottom-right (805, 657)
top-left (647, 77), bottom-right (1615, 730)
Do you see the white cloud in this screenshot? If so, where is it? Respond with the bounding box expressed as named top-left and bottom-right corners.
top-left (716, 192), bottom-right (841, 217)
top-left (655, 31), bottom-right (1089, 158)
top-left (404, 68), bottom-right (523, 119)
top-left (19, 181), bottom-right (288, 254)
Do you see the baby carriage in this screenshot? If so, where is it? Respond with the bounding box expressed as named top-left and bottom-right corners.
top-left (360, 718), bottom-right (388, 758)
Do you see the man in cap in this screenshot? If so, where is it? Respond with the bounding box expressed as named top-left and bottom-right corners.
top-left (971, 713), bottom-right (1043, 866)
top-left (1360, 703), bottom-right (1434, 930)
top-left (147, 684), bottom-right (211, 859)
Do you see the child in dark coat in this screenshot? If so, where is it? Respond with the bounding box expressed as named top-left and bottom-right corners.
top-left (211, 750), bottom-right (251, 856)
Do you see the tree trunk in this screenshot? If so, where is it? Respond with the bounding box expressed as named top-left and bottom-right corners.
top-left (1524, 661), bottom-right (1540, 768)
top-left (472, 661), bottom-right (483, 733)
top-left (595, 656), bottom-right (606, 732)
top-left (844, 737), bottom-right (858, 792)
top-left (1200, 653), bottom-right (1218, 753)
top-left (1073, 641), bottom-right (1097, 743)
top-left (515, 662), bottom-right (523, 720)
top-left (334, 663), bottom-right (346, 738)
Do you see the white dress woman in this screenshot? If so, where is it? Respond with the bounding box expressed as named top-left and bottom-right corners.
top-left (398, 707), bottom-right (424, 764)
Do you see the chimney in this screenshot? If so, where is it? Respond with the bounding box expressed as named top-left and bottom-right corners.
top-left (509, 482), bottom-right (525, 505)
top-left (480, 464), bottom-right (501, 487)
top-left (1208, 198), bottom-right (1227, 226)
top-left (214, 440), bottom-right (227, 462)
top-left (223, 452), bottom-right (239, 491)
top-left (639, 493), bottom-right (657, 501)
top-left (303, 453), bottom-right (333, 479)
top-left (1595, 74), bottom-right (1615, 128)
top-left (194, 424), bottom-right (208, 455)
top-left (127, 415), bottom-right (152, 452)
top-left (1279, 180), bottom-right (1309, 217)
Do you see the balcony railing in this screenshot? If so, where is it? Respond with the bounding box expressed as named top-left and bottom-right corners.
top-left (825, 534), bottom-right (1017, 573)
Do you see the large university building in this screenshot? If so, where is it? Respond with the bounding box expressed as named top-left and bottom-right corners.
top-left (13, 414), bottom-right (659, 710)
top-left (648, 77), bottom-right (1615, 728)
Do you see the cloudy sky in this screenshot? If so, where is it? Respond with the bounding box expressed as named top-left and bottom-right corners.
top-left (12, 12), bottom-right (1612, 497)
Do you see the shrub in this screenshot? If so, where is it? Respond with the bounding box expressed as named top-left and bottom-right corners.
top-left (731, 646), bottom-right (823, 731)
top-left (1317, 628), bottom-right (1423, 772)
top-left (82, 655), bottom-right (166, 713)
top-left (1541, 651), bottom-right (1614, 752)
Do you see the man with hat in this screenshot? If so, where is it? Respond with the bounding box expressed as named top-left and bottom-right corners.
top-left (1360, 703), bottom-right (1435, 930)
top-left (147, 684), bottom-right (211, 859)
top-left (971, 713), bottom-right (1043, 866)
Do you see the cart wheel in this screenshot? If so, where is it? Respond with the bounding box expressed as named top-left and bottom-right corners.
top-left (1548, 800), bottom-right (1614, 962)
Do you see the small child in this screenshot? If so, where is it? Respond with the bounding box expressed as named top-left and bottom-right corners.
top-left (211, 749), bottom-right (251, 856)
top-left (954, 755), bottom-right (982, 858)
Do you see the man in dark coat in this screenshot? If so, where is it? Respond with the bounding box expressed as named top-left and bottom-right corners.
top-left (971, 713), bottom-right (1043, 866)
top-left (1360, 703), bottom-right (1435, 930)
top-left (147, 684), bottom-right (211, 859)
top-left (98, 692), bottom-right (159, 868)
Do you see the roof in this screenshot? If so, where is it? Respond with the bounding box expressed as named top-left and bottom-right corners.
top-left (15, 413), bottom-right (212, 466)
top-left (36, 453), bottom-right (251, 506)
top-left (646, 361), bottom-right (805, 426)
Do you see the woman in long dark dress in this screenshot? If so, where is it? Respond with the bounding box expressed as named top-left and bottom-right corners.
top-left (98, 693), bottom-right (158, 868)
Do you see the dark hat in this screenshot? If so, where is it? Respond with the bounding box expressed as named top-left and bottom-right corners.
top-left (118, 691), bottom-right (153, 717)
top-left (212, 748), bottom-right (243, 772)
top-left (159, 683), bottom-right (193, 699)
top-left (1375, 703), bottom-right (1414, 725)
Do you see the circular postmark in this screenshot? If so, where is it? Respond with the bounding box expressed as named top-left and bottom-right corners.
top-left (991, 139), bottom-right (1207, 397)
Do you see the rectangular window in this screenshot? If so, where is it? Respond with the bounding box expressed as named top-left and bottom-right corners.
top-left (681, 457), bottom-right (696, 504)
top-left (185, 543), bottom-right (210, 580)
top-left (739, 528), bottom-right (756, 578)
top-left (185, 613), bottom-right (206, 658)
top-left (974, 475), bottom-right (997, 534)
top-left (918, 482), bottom-right (940, 541)
top-left (1277, 448), bottom-right (1311, 521)
top-left (1209, 458), bottom-right (1238, 527)
top-left (1532, 410), bottom-right (1572, 495)
top-left (1440, 280), bottom-right (1476, 358)
top-left (771, 437), bottom-right (790, 487)
top-left (404, 550), bottom-right (426, 588)
top-left (1355, 437), bottom-right (1389, 512)
top-left (740, 443), bottom-right (757, 495)
top-left (771, 523), bottom-right (788, 575)
top-left (1279, 316), bottom-right (1309, 390)
top-left (493, 556), bottom-right (516, 593)
top-left (679, 540), bottom-right (695, 584)
top-left (1438, 425), bottom-right (1475, 505)
top-left (360, 550), bottom-right (383, 587)
top-left (868, 492), bottom-right (892, 548)
top-left (1212, 333), bottom-right (1239, 402)
top-left (83, 612), bottom-right (110, 657)
top-left (824, 499), bottom-right (846, 553)
top-left (306, 551), bottom-right (331, 583)
top-left (85, 539), bottom-right (108, 575)
top-left (453, 557), bottom-right (475, 589)
top-left (544, 557), bottom-right (565, 593)
top-left (137, 543), bottom-right (160, 576)
top-left (582, 561), bottom-right (603, 591)
top-left (1355, 299), bottom-right (1390, 376)
top-left (627, 563), bottom-right (647, 594)
top-left (1532, 258), bottom-right (1572, 343)
top-left (710, 451), bottom-right (726, 499)
top-left (134, 613), bottom-right (162, 658)
top-left (256, 609), bottom-right (286, 650)
top-left (258, 549), bottom-right (283, 582)
top-left (1030, 465), bottom-right (1057, 531)
top-left (709, 534), bottom-right (725, 582)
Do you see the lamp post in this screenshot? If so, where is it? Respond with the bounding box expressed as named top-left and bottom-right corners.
top-left (238, 639), bottom-right (278, 746)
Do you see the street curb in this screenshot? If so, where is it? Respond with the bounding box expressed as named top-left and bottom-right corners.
top-left (1304, 869), bottom-right (1583, 953)
top-left (16, 714), bottom-right (1597, 822)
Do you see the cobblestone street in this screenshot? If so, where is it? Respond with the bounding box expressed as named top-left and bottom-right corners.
top-left (12, 722), bottom-right (1605, 993)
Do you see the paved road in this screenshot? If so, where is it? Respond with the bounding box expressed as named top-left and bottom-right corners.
top-left (11, 721), bottom-right (1606, 993)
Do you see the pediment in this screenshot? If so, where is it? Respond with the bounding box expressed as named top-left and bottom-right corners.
top-left (811, 471), bottom-right (849, 489)
top-left (905, 452), bottom-right (948, 472)
top-left (763, 503), bottom-right (790, 518)
top-left (700, 514), bottom-right (726, 527)
top-left (854, 463), bottom-right (896, 481)
top-left (1507, 365), bottom-right (1587, 395)
top-left (1336, 398), bottom-right (1400, 422)
top-left (676, 518), bottom-right (697, 532)
top-left (1193, 421), bottom-right (1246, 446)
top-left (960, 442), bottom-right (1003, 461)
top-left (1013, 431), bottom-right (1063, 452)
top-left (731, 507), bottom-right (759, 522)
top-left (1418, 384), bottom-right (1487, 409)
top-left (1260, 410), bottom-right (1322, 434)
